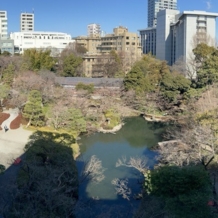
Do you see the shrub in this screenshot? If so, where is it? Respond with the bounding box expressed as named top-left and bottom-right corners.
top-left (75, 82), bottom-right (94, 94)
top-left (102, 109), bottom-right (121, 129)
top-left (145, 165), bottom-right (212, 218)
top-left (10, 113), bottom-right (22, 129)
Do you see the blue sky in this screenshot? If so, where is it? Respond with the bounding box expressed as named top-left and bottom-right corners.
top-left (1, 0), bottom-right (218, 37)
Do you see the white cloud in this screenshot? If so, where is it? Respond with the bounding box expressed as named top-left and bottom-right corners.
top-left (206, 1), bottom-right (212, 10)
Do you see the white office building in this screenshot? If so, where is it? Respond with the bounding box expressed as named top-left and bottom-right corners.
top-left (148, 0), bottom-right (177, 27)
top-left (10, 31), bottom-right (74, 54)
top-left (139, 10), bottom-right (218, 67)
top-left (156, 9), bottom-right (179, 64)
top-left (87, 23), bottom-right (101, 36)
top-left (20, 13), bottom-right (34, 32)
top-left (170, 11), bottom-right (218, 65)
top-left (0, 11), bottom-right (8, 39)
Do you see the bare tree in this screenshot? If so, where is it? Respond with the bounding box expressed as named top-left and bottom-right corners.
top-left (46, 103), bottom-right (69, 130)
top-left (13, 71), bottom-right (45, 94)
top-left (9, 91), bottom-right (27, 110)
top-left (162, 121), bottom-right (217, 168)
top-left (191, 31), bottom-right (216, 48)
top-left (172, 32), bottom-right (216, 80)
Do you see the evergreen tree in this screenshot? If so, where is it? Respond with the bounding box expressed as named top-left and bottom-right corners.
top-left (23, 48), bottom-right (55, 71)
top-left (193, 43), bottom-right (218, 87)
top-left (23, 90), bottom-right (45, 127)
top-left (66, 108), bottom-right (86, 136)
top-left (2, 63), bottom-right (15, 86)
top-left (61, 54), bottom-right (83, 77)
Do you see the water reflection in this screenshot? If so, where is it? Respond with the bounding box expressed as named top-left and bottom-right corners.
top-left (76, 116), bottom-right (166, 217)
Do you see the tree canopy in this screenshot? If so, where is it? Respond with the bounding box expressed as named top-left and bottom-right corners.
top-left (23, 48), bottom-right (55, 71)
top-left (124, 54), bottom-right (170, 93)
top-left (193, 43), bottom-right (218, 87)
top-left (60, 53), bottom-right (83, 77)
top-left (145, 165), bottom-right (212, 218)
top-left (23, 90), bottom-right (44, 127)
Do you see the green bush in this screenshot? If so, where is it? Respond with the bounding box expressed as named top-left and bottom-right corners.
top-left (103, 109), bottom-right (121, 129)
top-left (145, 165), bottom-right (212, 218)
top-left (75, 82), bottom-right (94, 94)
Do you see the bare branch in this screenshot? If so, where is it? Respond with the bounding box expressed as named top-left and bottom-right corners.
top-left (116, 156), bottom-right (148, 173)
top-left (80, 155), bottom-right (106, 183)
top-left (111, 178), bottom-right (131, 200)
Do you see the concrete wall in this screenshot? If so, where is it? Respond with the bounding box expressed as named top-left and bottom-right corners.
top-left (156, 9), bottom-right (179, 64)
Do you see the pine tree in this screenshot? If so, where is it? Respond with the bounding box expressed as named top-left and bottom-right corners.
top-left (23, 90), bottom-right (45, 127)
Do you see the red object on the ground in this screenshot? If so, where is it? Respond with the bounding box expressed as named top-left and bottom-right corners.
top-left (13, 157), bottom-right (22, 165)
top-left (208, 201), bottom-right (214, 206)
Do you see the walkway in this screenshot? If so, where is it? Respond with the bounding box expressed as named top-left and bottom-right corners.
top-left (1, 108), bottom-right (19, 130)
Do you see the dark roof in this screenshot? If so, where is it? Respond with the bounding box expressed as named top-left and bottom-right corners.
top-left (55, 77), bottom-right (123, 88)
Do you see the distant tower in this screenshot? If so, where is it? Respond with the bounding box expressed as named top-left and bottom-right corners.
top-left (87, 23), bottom-right (101, 36)
top-left (20, 12), bottom-right (34, 32)
top-left (0, 11), bottom-right (8, 39)
top-left (147, 0), bottom-right (177, 27)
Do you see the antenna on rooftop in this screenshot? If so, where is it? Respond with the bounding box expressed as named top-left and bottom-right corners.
top-left (32, 8), bottom-right (34, 14)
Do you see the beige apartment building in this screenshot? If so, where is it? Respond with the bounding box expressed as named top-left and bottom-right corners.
top-left (75, 26), bottom-right (142, 77)
top-left (75, 35), bottom-right (101, 54)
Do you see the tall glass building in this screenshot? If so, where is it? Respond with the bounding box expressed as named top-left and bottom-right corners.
top-left (147, 0), bottom-right (177, 27)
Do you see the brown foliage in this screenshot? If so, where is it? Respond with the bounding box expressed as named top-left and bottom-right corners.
top-left (0, 113), bottom-right (10, 130)
top-left (10, 113), bottom-right (22, 129)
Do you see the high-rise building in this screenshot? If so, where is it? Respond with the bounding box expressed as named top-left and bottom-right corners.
top-left (147, 0), bottom-right (177, 27)
top-left (139, 9), bottom-right (218, 68)
top-left (0, 11), bottom-right (8, 39)
top-left (20, 12), bottom-right (34, 32)
top-left (87, 23), bottom-right (101, 36)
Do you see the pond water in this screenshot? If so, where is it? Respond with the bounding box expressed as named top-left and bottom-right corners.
top-left (75, 117), bottom-right (166, 218)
